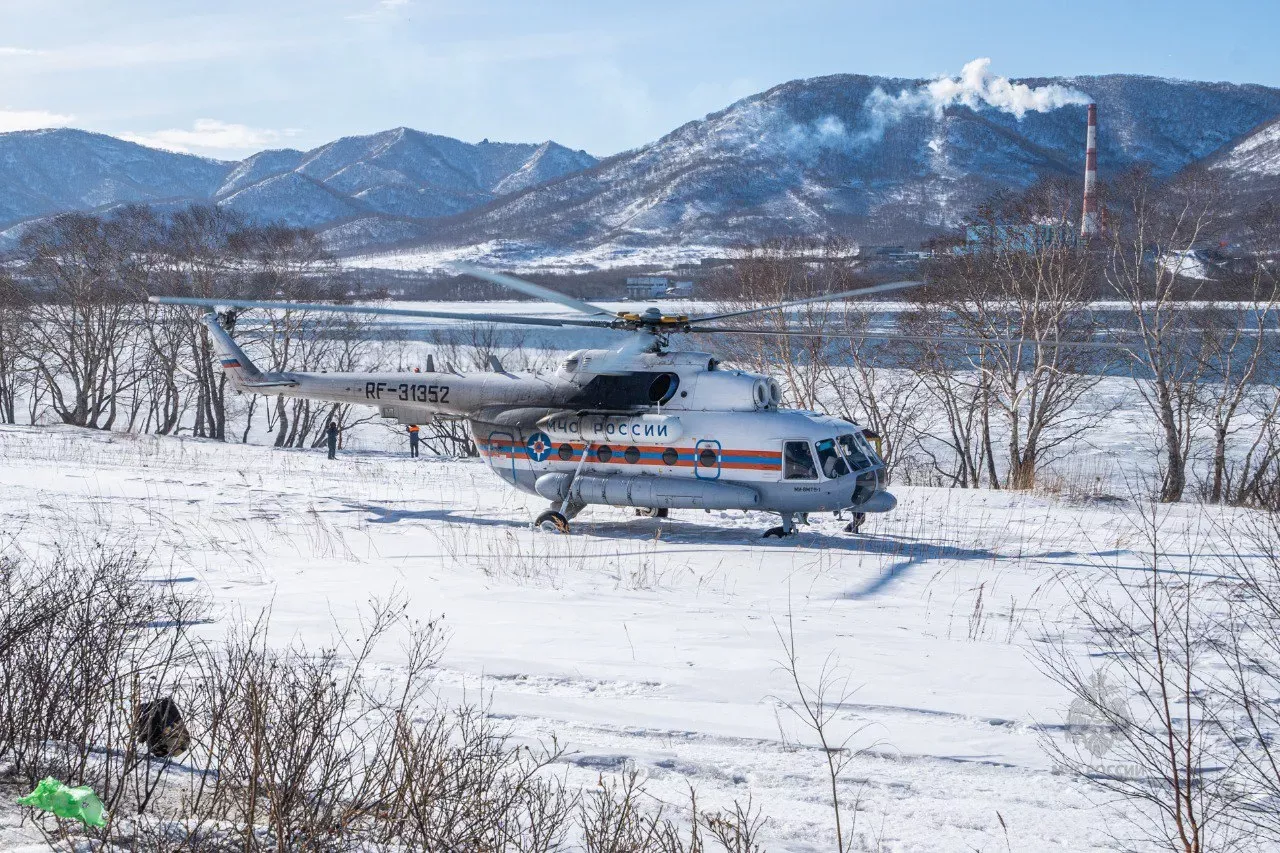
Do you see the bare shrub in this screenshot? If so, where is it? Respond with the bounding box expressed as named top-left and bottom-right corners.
top-left (581, 765), bottom-right (765, 853)
top-left (773, 610), bottom-right (874, 853)
top-left (0, 542), bottom-right (205, 832)
top-left (1213, 510), bottom-right (1280, 843)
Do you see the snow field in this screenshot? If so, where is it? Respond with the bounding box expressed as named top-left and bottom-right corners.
top-left (0, 424), bottom-right (1258, 851)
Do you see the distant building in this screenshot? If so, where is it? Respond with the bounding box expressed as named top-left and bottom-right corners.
top-left (624, 276), bottom-right (696, 300)
top-left (626, 276), bottom-right (671, 299)
top-left (961, 223), bottom-right (1073, 255)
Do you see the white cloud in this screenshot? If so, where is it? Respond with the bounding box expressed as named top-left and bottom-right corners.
top-left (0, 108), bottom-right (74, 132)
top-left (119, 119), bottom-right (295, 155)
top-left (0, 47), bottom-right (45, 57)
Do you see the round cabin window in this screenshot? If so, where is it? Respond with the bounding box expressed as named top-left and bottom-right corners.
top-left (698, 447), bottom-right (718, 468)
top-left (624, 446), bottom-right (641, 464)
top-left (662, 447), bottom-right (679, 466)
top-left (596, 445), bottom-right (613, 463)
top-left (557, 443), bottom-right (573, 461)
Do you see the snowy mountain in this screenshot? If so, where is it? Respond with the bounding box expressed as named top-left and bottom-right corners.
top-left (2, 72), bottom-right (1278, 260)
top-left (1206, 115), bottom-right (1280, 237)
top-left (403, 74), bottom-right (1280, 260)
top-left (0, 129), bottom-right (227, 225)
top-left (0, 127), bottom-right (596, 249)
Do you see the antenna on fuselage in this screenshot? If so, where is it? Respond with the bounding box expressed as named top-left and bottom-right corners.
top-left (425, 354), bottom-right (435, 373)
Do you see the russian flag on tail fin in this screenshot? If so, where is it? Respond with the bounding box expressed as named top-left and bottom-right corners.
top-left (202, 314), bottom-right (296, 390)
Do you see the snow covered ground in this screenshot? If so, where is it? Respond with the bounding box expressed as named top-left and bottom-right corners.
top-left (1, 417), bottom-right (1263, 852)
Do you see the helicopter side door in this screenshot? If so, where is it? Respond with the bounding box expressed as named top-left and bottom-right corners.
top-left (485, 430), bottom-right (518, 484)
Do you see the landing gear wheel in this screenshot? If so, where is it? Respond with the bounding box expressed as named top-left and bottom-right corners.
top-left (535, 510), bottom-right (570, 534)
top-left (763, 513), bottom-right (797, 539)
top-left (635, 507), bottom-right (669, 518)
top-left (843, 512), bottom-right (867, 534)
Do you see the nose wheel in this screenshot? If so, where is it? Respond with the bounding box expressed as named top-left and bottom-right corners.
top-left (534, 510), bottom-right (570, 534)
top-left (635, 507), bottom-right (669, 518)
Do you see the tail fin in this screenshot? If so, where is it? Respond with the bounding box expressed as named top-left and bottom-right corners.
top-left (202, 314), bottom-right (295, 390)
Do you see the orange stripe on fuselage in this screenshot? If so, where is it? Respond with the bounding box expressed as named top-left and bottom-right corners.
top-left (476, 440), bottom-right (781, 472)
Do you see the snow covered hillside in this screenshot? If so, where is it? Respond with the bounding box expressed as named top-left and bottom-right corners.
top-left (1, 403), bottom-right (1266, 850)
top-left (377, 73), bottom-right (1280, 268)
top-left (2, 72), bottom-right (1277, 263)
top-left (0, 128), bottom-right (597, 251)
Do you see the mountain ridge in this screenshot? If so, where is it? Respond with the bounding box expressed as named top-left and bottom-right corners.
top-left (0, 126), bottom-right (597, 249)
top-left (2, 71), bottom-right (1278, 261)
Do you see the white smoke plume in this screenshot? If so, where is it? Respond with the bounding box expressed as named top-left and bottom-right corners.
top-left (787, 58), bottom-right (1091, 154)
top-left (919, 58), bottom-right (1089, 117)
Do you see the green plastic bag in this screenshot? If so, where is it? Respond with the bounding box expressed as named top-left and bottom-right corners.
top-left (17, 777), bottom-right (107, 828)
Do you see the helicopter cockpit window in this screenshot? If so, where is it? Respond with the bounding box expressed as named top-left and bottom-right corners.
top-left (647, 373), bottom-right (679, 404)
top-left (854, 430), bottom-right (884, 467)
top-left (783, 441), bottom-right (818, 480)
top-left (837, 433), bottom-right (874, 472)
top-left (814, 438), bottom-right (850, 479)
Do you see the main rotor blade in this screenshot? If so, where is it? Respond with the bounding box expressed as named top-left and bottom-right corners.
top-left (688, 280), bottom-right (924, 325)
top-left (455, 264), bottom-right (620, 319)
top-left (148, 296), bottom-right (616, 328)
top-left (687, 325), bottom-right (1124, 350)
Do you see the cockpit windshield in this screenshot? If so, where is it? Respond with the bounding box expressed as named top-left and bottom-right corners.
top-left (837, 433), bottom-right (877, 472)
top-left (814, 438), bottom-right (850, 479)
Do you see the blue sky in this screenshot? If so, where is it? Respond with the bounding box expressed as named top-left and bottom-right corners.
top-left (1, 0), bottom-right (1276, 159)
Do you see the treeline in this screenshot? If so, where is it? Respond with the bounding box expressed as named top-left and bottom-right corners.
top-left (2, 174), bottom-right (1278, 508)
top-left (0, 204), bottom-right (381, 448)
top-left (707, 171), bottom-right (1280, 509)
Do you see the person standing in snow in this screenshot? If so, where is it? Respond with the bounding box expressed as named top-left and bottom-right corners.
top-left (407, 424), bottom-right (420, 458)
top-left (326, 421), bottom-right (339, 460)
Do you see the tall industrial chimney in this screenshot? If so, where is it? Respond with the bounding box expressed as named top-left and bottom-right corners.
top-left (1080, 103), bottom-right (1100, 238)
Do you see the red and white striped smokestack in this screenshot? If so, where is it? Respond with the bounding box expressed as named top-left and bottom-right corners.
top-left (1080, 103), bottom-right (1100, 238)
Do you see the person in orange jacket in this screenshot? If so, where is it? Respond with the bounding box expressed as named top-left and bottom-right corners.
top-left (407, 424), bottom-right (420, 458)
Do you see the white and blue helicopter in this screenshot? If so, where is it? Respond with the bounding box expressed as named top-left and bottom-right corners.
top-left (154, 268), bottom-right (917, 537)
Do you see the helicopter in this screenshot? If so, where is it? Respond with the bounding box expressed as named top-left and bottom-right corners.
top-left (153, 267), bottom-right (923, 538)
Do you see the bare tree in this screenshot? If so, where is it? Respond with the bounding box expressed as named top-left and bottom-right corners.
top-left (1035, 500), bottom-right (1245, 852)
top-left (707, 238), bottom-right (858, 410)
top-left (1105, 167), bottom-right (1221, 502)
top-left (819, 311), bottom-right (927, 481)
top-left (1214, 510), bottom-right (1280, 844)
top-left (1192, 260), bottom-right (1279, 508)
top-left (0, 269), bottom-right (28, 423)
top-left (924, 183), bottom-right (1106, 490)
top-left (226, 224), bottom-right (344, 448)
top-left (897, 307), bottom-right (991, 488)
top-left (155, 204), bottom-right (248, 440)
top-left (20, 208), bottom-right (159, 429)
